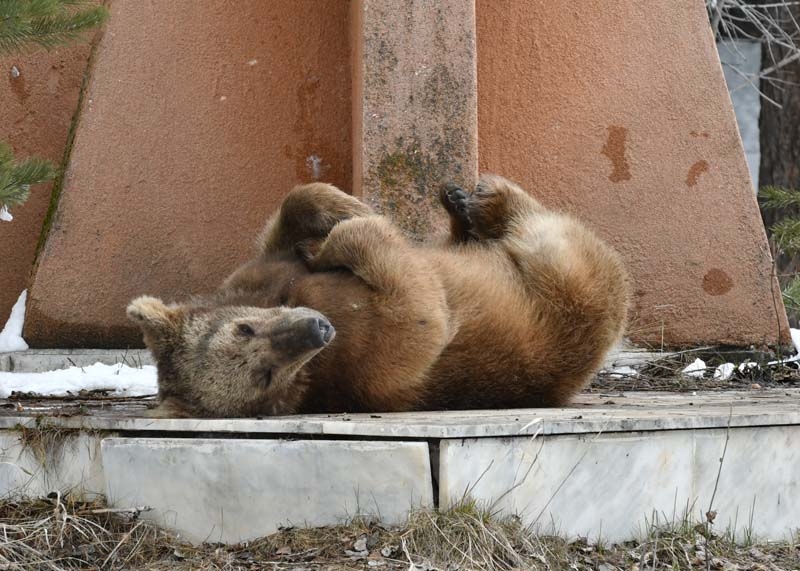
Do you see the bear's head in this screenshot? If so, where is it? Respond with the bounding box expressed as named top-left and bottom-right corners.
top-left (126, 296), bottom-right (335, 418)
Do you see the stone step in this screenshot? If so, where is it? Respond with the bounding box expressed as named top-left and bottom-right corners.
top-left (1, 389), bottom-right (797, 544)
top-left (0, 348), bottom-right (153, 372)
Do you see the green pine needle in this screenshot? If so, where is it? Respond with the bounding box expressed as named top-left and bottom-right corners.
top-left (771, 218), bottom-right (800, 254)
top-left (0, 1), bottom-right (107, 212)
top-left (759, 186), bottom-right (800, 210)
top-left (0, 143), bottom-right (57, 209)
top-left (782, 276), bottom-right (800, 313)
top-left (0, 0), bottom-right (108, 54)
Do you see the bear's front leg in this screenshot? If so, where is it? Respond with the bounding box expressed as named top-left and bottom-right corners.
top-left (304, 216), bottom-right (411, 295)
top-left (259, 183), bottom-right (373, 255)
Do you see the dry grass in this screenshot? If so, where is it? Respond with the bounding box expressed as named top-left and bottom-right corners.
top-left (1, 494), bottom-right (798, 571)
top-left (591, 349), bottom-right (800, 394)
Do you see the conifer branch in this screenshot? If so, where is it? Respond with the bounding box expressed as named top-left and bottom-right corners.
top-left (0, 0), bottom-right (108, 54)
top-left (0, 143), bottom-right (57, 209)
top-left (771, 218), bottom-right (800, 254)
top-left (760, 186), bottom-right (800, 210)
top-left (782, 276), bottom-right (800, 313)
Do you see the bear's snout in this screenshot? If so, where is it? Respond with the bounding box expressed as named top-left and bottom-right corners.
top-left (270, 315), bottom-right (336, 356)
top-left (307, 317), bottom-right (336, 348)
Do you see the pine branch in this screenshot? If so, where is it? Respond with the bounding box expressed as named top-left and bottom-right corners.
top-left (771, 218), bottom-right (800, 254)
top-left (759, 186), bottom-right (800, 209)
top-left (0, 143), bottom-right (57, 209)
top-left (0, 0), bottom-right (108, 54)
top-left (782, 276), bottom-right (800, 313)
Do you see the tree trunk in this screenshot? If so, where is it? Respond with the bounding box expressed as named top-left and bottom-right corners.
top-left (759, 5), bottom-right (800, 324)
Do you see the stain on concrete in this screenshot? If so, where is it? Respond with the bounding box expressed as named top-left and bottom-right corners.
top-left (702, 268), bottom-right (733, 296)
top-left (372, 136), bottom-right (447, 237)
top-left (601, 126), bottom-right (631, 183)
top-left (284, 73), bottom-right (348, 189)
top-left (690, 131), bottom-right (710, 138)
top-left (366, 38), bottom-right (398, 89)
top-left (686, 160), bottom-right (709, 187)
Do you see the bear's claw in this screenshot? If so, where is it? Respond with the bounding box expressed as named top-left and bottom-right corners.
top-left (441, 182), bottom-right (472, 224)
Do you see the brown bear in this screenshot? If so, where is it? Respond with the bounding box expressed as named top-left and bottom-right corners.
top-left (127, 174), bottom-right (630, 418)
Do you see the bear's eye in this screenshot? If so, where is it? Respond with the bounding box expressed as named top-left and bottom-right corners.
top-left (236, 323), bottom-right (256, 337)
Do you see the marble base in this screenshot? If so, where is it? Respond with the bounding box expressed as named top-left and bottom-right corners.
top-left (101, 438), bottom-right (433, 543)
top-left (439, 426), bottom-right (800, 542)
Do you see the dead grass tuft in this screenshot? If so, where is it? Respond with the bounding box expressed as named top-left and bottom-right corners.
top-left (1, 494), bottom-right (798, 570)
top-left (592, 348), bottom-right (800, 393)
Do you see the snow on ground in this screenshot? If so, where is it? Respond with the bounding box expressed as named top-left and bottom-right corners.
top-left (0, 362), bottom-right (157, 398)
top-left (0, 289), bottom-right (157, 398)
top-left (713, 362), bottom-right (735, 381)
top-left (0, 290), bottom-right (29, 352)
top-left (681, 358), bottom-right (706, 378)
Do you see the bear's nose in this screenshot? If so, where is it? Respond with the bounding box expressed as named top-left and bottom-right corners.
top-left (270, 314), bottom-right (336, 356)
top-left (308, 317), bottom-right (336, 348)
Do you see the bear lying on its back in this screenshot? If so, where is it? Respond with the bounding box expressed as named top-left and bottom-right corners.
top-left (128, 175), bottom-right (630, 418)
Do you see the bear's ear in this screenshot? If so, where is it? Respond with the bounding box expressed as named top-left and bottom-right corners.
top-left (126, 296), bottom-right (182, 336)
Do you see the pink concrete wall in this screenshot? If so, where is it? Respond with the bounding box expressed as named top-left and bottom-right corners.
top-left (476, 0), bottom-right (787, 346)
top-left (5, 0), bottom-right (786, 349)
top-left (0, 44), bottom-right (94, 323)
top-left (25, 1), bottom-right (352, 347)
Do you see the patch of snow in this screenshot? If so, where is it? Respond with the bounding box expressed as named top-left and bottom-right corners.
top-left (738, 361), bottom-right (757, 373)
top-left (607, 365), bottom-right (638, 378)
top-left (0, 290), bottom-right (28, 352)
top-left (791, 328), bottom-right (800, 353)
top-left (713, 362), bottom-right (735, 381)
top-left (766, 328), bottom-right (800, 366)
top-left (681, 358), bottom-right (706, 378)
top-left (0, 362), bottom-right (157, 398)
top-left (0, 204), bottom-right (13, 222)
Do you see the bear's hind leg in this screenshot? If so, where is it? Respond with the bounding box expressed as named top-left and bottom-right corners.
top-left (259, 183), bottom-right (373, 256)
top-left (440, 175), bottom-right (546, 243)
top-left (439, 182), bottom-right (474, 243)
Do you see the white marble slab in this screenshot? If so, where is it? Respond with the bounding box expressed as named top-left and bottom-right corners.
top-left (0, 432), bottom-right (105, 498)
top-left (693, 426), bottom-right (800, 540)
top-left (0, 348), bottom-right (153, 372)
top-left (2, 389), bottom-right (799, 438)
top-left (101, 438), bottom-right (433, 543)
top-left (439, 425), bottom-right (800, 542)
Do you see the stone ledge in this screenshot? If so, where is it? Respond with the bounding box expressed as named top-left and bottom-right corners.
top-left (0, 348), bottom-right (153, 372)
top-left (2, 390), bottom-right (798, 544)
top-left (2, 389), bottom-right (799, 439)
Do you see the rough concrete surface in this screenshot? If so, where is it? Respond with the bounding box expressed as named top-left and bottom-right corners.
top-left (25, 1), bottom-right (352, 347)
top-left (476, 0), bottom-right (787, 346)
top-left (0, 44), bottom-right (94, 323)
top-left (351, 0), bottom-right (478, 237)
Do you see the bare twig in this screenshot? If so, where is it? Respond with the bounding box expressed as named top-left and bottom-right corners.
top-left (707, 0), bottom-right (800, 106)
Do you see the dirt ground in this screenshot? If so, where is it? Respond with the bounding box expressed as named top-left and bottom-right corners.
top-left (0, 495), bottom-right (798, 571)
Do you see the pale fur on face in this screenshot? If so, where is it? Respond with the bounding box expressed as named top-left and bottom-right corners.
top-left (127, 296), bottom-right (334, 418)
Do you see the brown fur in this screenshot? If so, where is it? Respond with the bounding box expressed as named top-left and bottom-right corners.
top-left (128, 175), bottom-right (630, 418)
